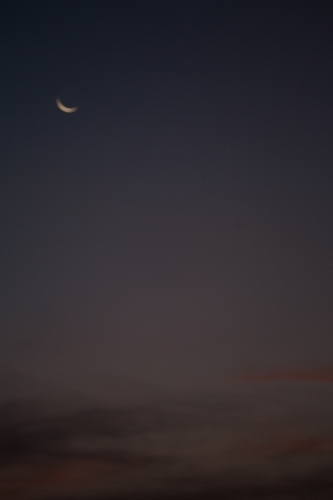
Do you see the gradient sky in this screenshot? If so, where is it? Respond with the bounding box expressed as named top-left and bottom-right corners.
top-left (1, 1), bottom-right (333, 401)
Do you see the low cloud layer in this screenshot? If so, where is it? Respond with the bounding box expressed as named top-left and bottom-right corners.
top-left (1, 382), bottom-right (333, 499)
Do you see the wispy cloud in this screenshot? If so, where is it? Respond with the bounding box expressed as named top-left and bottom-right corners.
top-left (1, 395), bottom-right (333, 499)
top-left (238, 369), bottom-right (333, 383)
top-left (253, 437), bottom-right (333, 457)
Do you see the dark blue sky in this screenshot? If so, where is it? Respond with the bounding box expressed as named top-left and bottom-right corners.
top-left (1, 1), bottom-right (333, 399)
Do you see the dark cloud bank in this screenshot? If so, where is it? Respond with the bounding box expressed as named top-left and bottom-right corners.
top-left (1, 381), bottom-right (333, 500)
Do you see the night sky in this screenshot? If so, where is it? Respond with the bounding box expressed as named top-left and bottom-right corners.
top-left (1, 2), bottom-right (333, 498)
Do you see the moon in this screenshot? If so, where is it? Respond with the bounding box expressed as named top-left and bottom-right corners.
top-left (56, 98), bottom-right (78, 113)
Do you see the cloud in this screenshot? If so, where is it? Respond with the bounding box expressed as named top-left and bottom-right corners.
top-left (254, 437), bottom-right (333, 457)
top-left (238, 369), bottom-right (333, 383)
top-left (0, 396), bottom-right (333, 499)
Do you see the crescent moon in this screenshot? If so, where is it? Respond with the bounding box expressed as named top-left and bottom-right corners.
top-left (56, 98), bottom-right (78, 113)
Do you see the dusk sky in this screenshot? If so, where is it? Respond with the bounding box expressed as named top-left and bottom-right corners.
top-left (1, 3), bottom-right (333, 498)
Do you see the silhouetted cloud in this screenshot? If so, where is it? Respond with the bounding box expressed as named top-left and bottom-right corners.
top-left (0, 389), bottom-right (333, 499)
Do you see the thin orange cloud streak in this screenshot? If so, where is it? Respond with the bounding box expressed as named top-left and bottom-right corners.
top-left (0, 459), bottom-right (101, 498)
top-left (258, 438), bottom-right (333, 456)
top-left (238, 369), bottom-right (333, 383)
